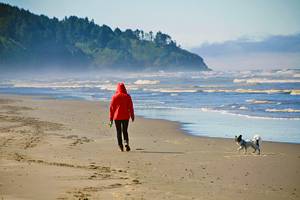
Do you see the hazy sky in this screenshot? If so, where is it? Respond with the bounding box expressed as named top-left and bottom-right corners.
top-left (2, 0), bottom-right (300, 48)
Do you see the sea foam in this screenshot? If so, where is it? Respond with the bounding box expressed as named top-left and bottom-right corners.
top-left (199, 107), bottom-right (300, 120)
top-left (134, 80), bottom-right (160, 85)
top-left (246, 99), bottom-right (277, 104)
top-left (266, 108), bottom-right (300, 113)
top-left (233, 78), bottom-right (300, 84)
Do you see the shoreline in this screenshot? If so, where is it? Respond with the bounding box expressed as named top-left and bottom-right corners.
top-left (141, 114), bottom-right (300, 145)
top-left (2, 92), bottom-right (300, 144)
top-left (0, 94), bottom-right (300, 199)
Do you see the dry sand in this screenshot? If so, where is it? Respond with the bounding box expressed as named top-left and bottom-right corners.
top-left (0, 94), bottom-right (299, 200)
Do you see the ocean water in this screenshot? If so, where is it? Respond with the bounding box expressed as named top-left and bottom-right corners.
top-left (1, 69), bottom-right (300, 143)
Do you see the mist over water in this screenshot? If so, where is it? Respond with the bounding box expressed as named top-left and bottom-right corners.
top-left (1, 69), bottom-right (300, 143)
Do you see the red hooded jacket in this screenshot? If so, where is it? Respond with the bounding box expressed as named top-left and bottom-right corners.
top-left (109, 83), bottom-right (135, 121)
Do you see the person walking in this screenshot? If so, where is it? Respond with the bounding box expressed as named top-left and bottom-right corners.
top-left (109, 83), bottom-right (135, 151)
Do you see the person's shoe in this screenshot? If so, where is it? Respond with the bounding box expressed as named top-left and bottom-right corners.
top-left (119, 145), bottom-right (124, 152)
top-left (125, 145), bottom-right (131, 152)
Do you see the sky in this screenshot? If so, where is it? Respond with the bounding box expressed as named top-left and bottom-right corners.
top-left (2, 0), bottom-right (300, 70)
top-left (2, 0), bottom-right (300, 48)
top-left (192, 33), bottom-right (300, 70)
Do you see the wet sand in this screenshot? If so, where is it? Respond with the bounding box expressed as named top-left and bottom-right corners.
top-left (0, 94), bottom-right (299, 200)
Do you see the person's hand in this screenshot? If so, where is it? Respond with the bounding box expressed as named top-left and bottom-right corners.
top-left (132, 117), bottom-right (135, 122)
top-left (109, 120), bottom-right (113, 127)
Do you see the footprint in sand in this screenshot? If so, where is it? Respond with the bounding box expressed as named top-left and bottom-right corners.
top-left (132, 179), bottom-right (140, 184)
top-left (64, 135), bottom-right (94, 146)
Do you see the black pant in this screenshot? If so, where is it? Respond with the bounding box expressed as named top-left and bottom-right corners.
top-left (114, 120), bottom-right (129, 146)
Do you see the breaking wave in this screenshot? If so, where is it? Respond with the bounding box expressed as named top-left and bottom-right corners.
top-left (202, 89), bottom-right (298, 95)
top-left (134, 80), bottom-right (160, 85)
top-left (266, 108), bottom-right (300, 113)
top-left (144, 88), bottom-right (199, 93)
top-left (143, 88), bottom-right (300, 95)
top-left (199, 107), bottom-right (300, 120)
top-left (290, 90), bottom-right (300, 95)
top-left (233, 78), bottom-right (300, 84)
top-left (246, 99), bottom-right (279, 104)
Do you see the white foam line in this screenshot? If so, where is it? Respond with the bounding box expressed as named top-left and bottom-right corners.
top-left (266, 108), bottom-right (300, 113)
top-left (134, 80), bottom-right (160, 85)
top-left (199, 108), bottom-right (300, 121)
top-left (233, 78), bottom-right (300, 84)
top-left (138, 106), bottom-right (300, 121)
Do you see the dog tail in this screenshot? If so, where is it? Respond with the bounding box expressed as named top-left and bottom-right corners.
top-left (252, 134), bottom-right (262, 146)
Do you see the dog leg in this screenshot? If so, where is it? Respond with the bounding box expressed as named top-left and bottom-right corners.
top-left (238, 146), bottom-right (243, 153)
top-left (252, 145), bottom-right (257, 153)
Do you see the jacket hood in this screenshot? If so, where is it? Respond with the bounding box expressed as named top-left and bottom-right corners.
top-left (116, 83), bottom-right (127, 94)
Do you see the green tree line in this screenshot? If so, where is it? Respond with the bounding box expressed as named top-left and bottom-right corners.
top-left (0, 3), bottom-right (209, 71)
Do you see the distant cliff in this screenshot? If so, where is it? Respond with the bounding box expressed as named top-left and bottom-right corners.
top-left (0, 3), bottom-right (210, 72)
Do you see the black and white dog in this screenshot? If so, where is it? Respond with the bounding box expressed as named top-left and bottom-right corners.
top-left (235, 135), bottom-right (261, 155)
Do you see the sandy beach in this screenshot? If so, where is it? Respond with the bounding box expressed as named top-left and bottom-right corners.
top-left (0, 94), bottom-right (299, 200)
